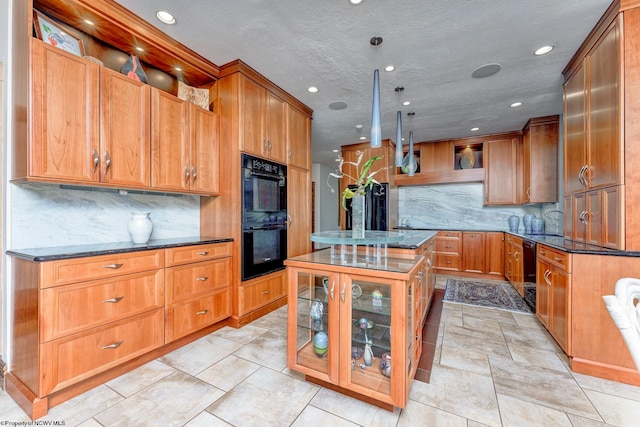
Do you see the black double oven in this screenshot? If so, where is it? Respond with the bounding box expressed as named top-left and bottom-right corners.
top-left (241, 154), bottom-right (287, 281)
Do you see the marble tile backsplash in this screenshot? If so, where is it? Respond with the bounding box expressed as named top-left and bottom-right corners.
top-left (10, 183), bottom-right (200, 249)
top-left (398, 182), bottom-right (558, 232)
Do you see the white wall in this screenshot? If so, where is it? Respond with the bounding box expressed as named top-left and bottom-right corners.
top-left (312, 163), bottom-right (340, 248)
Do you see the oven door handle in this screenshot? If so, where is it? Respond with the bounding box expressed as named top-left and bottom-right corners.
top-left (248, 170), bottom-right (284, 182)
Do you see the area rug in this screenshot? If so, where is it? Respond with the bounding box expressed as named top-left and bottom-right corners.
top-left (443, 278), bottom-right (531, 313)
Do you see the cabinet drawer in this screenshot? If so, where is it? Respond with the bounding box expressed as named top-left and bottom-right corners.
top-left (40, 269), bottom-right (164, 342)
top-left (165, 288), bottom-right (231, 342)
top-left (40, 250), bottom-right (164, 288)
top-left (438, 231), bottom-right (461, 239)
top-left (165, 242), bottom-right (233, 267)
top-left (436, 254), bottom-right (461, 271)
top-left (435, 239), bottom-right (461, 253)
top-left (39, 308), bottom-right (164, 396)
top-left (165, 258), bottom-right (232, 305)
top-left (239, 273), bottom-right (286, 315)
top-left (538, 245), bottom-right (571, 271)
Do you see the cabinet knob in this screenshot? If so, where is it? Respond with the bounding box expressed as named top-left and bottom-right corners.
top-left (185, 167), bottom-right (190, 181)
top-left (105, 151), bottom-right (111, 172)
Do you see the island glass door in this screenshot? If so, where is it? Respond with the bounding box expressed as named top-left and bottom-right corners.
top-left (341, 275), bottom-right (393, 401)
top-left (289, 269), bottom-right (338, 383)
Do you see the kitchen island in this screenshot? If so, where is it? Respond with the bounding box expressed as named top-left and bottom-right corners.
top-left (284, 234), bottom-right (436, 410)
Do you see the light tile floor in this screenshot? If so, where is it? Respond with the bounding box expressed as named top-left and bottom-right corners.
top-left (2, 276), bottom-right (640, 426)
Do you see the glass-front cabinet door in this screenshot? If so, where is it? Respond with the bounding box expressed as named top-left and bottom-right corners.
top-left (340, 274), bottom-right (405, 404)
top-left (287, 268), bottom-right (339, 383)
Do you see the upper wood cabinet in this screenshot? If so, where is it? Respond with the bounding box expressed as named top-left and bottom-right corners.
top-left (240, 75), bottom-right (287, 163)
top-left (28, 40), bottom-right (100, 184)
top-left (101, 67), bottom-right (151, 188)
top-left (484, 136), bottom-right (520, 205)
top-left (287, 106), bottom-right (311, 170)
top-left (564, 18), bottom-right (622, 195)
top-left (151, 89), bottom-right (219, 195)
top-left (340, 139), bottom-right (395, 186)
top-left (521, 116), bottom-right (559, 204)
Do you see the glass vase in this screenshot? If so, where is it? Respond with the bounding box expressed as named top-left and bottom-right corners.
top-left (351, 194), bottom-right (366, 238)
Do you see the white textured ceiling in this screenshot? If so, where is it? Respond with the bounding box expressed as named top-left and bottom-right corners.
top-left (115, 0), bottom-right (611, 166)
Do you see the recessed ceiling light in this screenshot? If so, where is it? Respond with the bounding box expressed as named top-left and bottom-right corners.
top-left (403, 101), bottom-right (411, 106)
top-left (384, 65), bottom-right (395, 72)
top-left (84, 19), bottom-right (94, 25)
top-left (350, 0), bottom-right (363, 4)
top-left (307, 86), bottom-right (318, 93)
top-left (355, 124), bottom-right (363, 129)
top-left (360, 136), bottom-right (367, 140)
top-left (534, 45), bottom-right (554, 55)
top-left (510, 101), bottom-right (523, 108)
top-left (156, 10), bottom-right (176, 25)
top-left (471, 127), bottom-right (480, 132)
top-left (135, 46), bottom-right (144, 52)
top-left (332, 149), bottom-right (340, 153)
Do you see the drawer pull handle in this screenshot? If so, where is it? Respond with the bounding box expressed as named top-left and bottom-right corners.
top-left (197, 251), bottom-right (209, 256)
top-left (261, 290), bottom-right (270, 295)
top-left (554, 256), bottom-right (563, 261)
top-left (445, 245), bottom-right (452, 249)
top-left (102, 340), bottom-right (123, 350)
top-left (103, 263), bottom-right (124, 269)
top-left (102, 296), bottom-right (124, 303)
top-left (196, 309), bottom-right (209, 315)
top-left (196, 276), bottom-right (209, 281)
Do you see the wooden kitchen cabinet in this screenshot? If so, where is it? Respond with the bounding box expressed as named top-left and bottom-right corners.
top-left (462, 232), bottom-right (485, 274)
top-left (286, 251), bottom-right (424, 409)
top-left (240, 75), bottom-right (287, 163)
top-left (238, 269), bottom-right (287, 318)
top-left (340, 140), bottom-right (395, 186)
top-left (164, 243), bottom-right (232, 342)
top-left (505, 234), bottom-right (524, 296)
top-left (521, 116), bottom-right (559, 204)
top-left (287, 106), bottom-right (311, 170)
top-left (484, 136), bottom-right (520, 205)
top-left (151, 88), bottom-right (219, 195)
top-left (536, 244), bottom-right (571, 353)
top-left (435, 231), bottom-right (462, 272)
top-left (11, 250), bottom-right (166, 398)
top-left (288, 166), bottom-right (312, 258)
top-left (562, 16), bottom-right (624, 248)
top-left (485, 232), bottom-right (505, 276)
top-left (28, 40), bottom-right (100, 184)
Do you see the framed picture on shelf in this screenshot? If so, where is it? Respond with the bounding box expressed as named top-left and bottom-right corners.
top-left (33, 10), bottom-right (85, 57)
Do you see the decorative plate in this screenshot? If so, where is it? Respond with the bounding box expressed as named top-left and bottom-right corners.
top-left (352, 284), bottom-right (362, 299)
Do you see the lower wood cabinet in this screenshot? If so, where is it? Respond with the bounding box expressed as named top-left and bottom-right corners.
top-left (505, 234), bottom-right (524, 295)
top-left (437, 231), bottom-right (504, 277)
top-left (8, 241), bottom-right (233, 419)
top-left (238, 269), bottom-right (287, 317)
top-left (536, 244), bottom-right (571, 353)
top-left (285, 251), bottom-right (425, 409)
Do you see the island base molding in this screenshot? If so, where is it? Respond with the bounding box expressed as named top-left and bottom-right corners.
top-left (228, 296), bottom-right (288, 328)
top-left (305, 376), bottom-right (394, 412)
top-left (571, 357), bottom-right (640, 387)
top-left (6, 320), bottom-right (231, 420)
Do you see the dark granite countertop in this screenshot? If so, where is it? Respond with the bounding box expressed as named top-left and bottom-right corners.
top-left (6, 236), bottom-right (234, 262)
top-left (395, 226), bottom-right (640, 257)
top-left (387, 230), bottom-right (437, 250)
